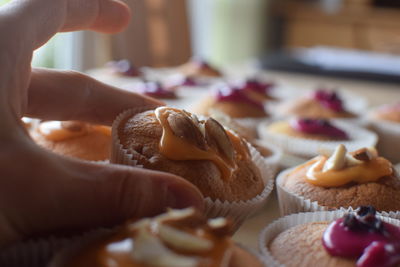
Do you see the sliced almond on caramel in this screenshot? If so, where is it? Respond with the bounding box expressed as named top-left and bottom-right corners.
top-left (206, 217), bottom-right (233, 236)
top-left (204, 118), bottom-right (235, 163)
top-left (323, 144), bottom-right (347, 172)
top-left (167, 112), bottom-right (207, 150)
top-left (158, 225), bottom-right (213, 252)
top-left (350, 148), bottom-right (375, 162)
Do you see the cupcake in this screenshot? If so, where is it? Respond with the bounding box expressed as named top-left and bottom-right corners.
top-left (106, 59), bottom-right (142, 77)
top-left (131, 81), bottom-right (177, 99)
top-left (236, 78), bottom-right (276, 102)
top-left (51, 208), bottom-right (263, 267)
top-left (276, 89), bottom-right (356, 119)
top-left (112, 107), bottom-right (273, 228)
top-left (194, 83), bottom-right (268, 119)
top-left (179, 58), bottom-right (222, 78)
top-left (31, 121), bottom-right (111, 161)
top-left (258, 118), bottom-right (377, 159)
top-left (260, 207), bottom-right (400, 267)
top-left (276, 144), bottom-right (400, 215)
top-left (368, 102), bottom-right (400, 163)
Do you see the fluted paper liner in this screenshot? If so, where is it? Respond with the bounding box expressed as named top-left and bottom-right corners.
top-left (111, 107), bottom-right (275, 231)
top-left (367, 113), bottom-right (400, 163)
top-left (251, 139), bottom-right (282, 176)
top-left (258, 209), bottom-right (400, 267)
top-left (257, 119), bottom-right (378, 158)
top-left (276, 167), bottom-right (400, 219)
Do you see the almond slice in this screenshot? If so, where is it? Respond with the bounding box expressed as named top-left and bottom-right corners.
top-left (158, 224), bottom-right (213, 252)
top-left (167, 111), bottom-right (207, 150)
top-left (323, 144), bottom-right (347, 172)
top-left (132, 228), bottom-right (198, 267)
top-left (205, 118), bottom-right (235, 163)
top-left (207, 217), bottom-right (232, 236)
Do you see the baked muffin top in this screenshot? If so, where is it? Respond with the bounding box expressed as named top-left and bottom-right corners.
top-left (117, 107), bottom-right (264, 201)
top-left (281, 145), bottom-right (400, 211)
top-left (59, 208), bottom-right (262, 267)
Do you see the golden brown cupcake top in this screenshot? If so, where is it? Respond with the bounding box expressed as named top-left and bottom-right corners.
top-left (295, 145), bottom-right (392, 187)
top-left (154, 107), bottom-right (250, 181)
top-left (38, 121), bottom-right (111, 142)
top-left (66, 208), bottom-right (241, 267)
top-left (117, 107), bottom-right (264, 201)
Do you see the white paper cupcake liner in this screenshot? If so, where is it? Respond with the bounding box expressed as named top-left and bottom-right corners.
top-left (258, 209), bottom-right (400, 267)
top-left (111, 107), bottom-right (275, 231)
top-left (275, 167), bottom-right (400, 219)
top-left (251, 139), bottom-right (283, 176)
top-left (367, 117), bottom-right (400, 163)
top-left (257, 119), bottom-right (378, 158)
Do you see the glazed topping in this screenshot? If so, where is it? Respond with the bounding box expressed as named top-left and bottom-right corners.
top-left (240, 78), bottom-right (274, 95)
top-left (290, 118), bottom-right (348, 139)
top-left (305, 145), bottom-right (393, 187)
top-left (313, 90), bottom-right (344, 112)
top-left (215, 84), bottom-right (265, 111)
top-left (155, 107), bottom-right (250, 180)
top-left (70, 208), bottom-right (234, 267)
top-left (39, 121), bottom-right (111, 141)
top-left (134, 81), bottom-right (176, 99)
top-left (323, 206), bottom-right (400, 267)
top-left (107, 59), bottom-right (141, 77)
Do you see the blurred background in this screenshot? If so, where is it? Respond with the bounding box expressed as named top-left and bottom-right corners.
top-left (2, 0), bottom-right (400, 81)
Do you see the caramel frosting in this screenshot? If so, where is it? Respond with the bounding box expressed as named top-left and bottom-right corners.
top-left (39, 121), bottom-right (111, 142)
top-left (154, 107), bottom-right (249, 181)
top-left (302, 145), bottom-right (393, 187)
top-left (68, 208), bottom-right (235, 267)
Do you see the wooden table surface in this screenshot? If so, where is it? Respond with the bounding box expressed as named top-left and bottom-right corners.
top-left (232, 70), bottom-right (400, 250)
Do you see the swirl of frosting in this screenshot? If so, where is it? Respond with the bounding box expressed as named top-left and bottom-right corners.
top-left (215, 84), bottom-right (265, 110)
top-left (290, 118), bottom-right (348, 139)
top-left (323, 206), bottom-right (400, 267)
top-left (305, 145), bottom-right (393, 187)
top-left (313, 89), bottom-right (344, 112)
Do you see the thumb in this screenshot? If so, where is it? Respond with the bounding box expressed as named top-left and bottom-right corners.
top-left (2, 148), bottom-right (204, 246)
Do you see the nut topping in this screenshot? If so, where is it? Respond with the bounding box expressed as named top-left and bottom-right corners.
top-left (204, 118), bottom-right (235, 163)
top-left (167, 111), bottom-right (207, 150)
top-left (158, 224), bottom-right (213, 252)
top-left (206, 217), bottom-right (232, 236)
top-left (323, 144), bottom-right (347, 171)
top-left (350, 148), bottom-right (375, 162)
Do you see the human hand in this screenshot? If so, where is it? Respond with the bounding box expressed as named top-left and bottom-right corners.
top-left (0, 0), bottom-right (203, 248)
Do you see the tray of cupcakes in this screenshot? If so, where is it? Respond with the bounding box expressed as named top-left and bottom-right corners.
top-left (6, 60), bottom-right (400, 266)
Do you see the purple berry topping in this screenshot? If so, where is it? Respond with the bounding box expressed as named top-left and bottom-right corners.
top-left (313, 89), bottom-right (344, 112)
top-left (290, 118), bottom-right (348, 139)
top-left (323, 206), bottom-right (400, 267)
top-left (135, 81), bottom-right (175, 98)
top-left (215, 84), bottom-right (265, 110)
top-left (241, 78), bottom-right (274, 94)
top-left (108, 59), bottom-right (141, 77)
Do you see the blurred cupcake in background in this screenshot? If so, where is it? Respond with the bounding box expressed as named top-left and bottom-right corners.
top-left (130, 80), bottom-right (177, 99)
top-left (179, 58), bottom-right (222, 78)
top-left (258, 118), bottom-right (377, 163)
top-left (275, 89), bottom-right (357, 119)
top-left (368, 102), bottom-right (400, 163)
top-left (106, 59), bottom-right (142, 77)
top-left (31, 121), bottom-right (111, 161)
